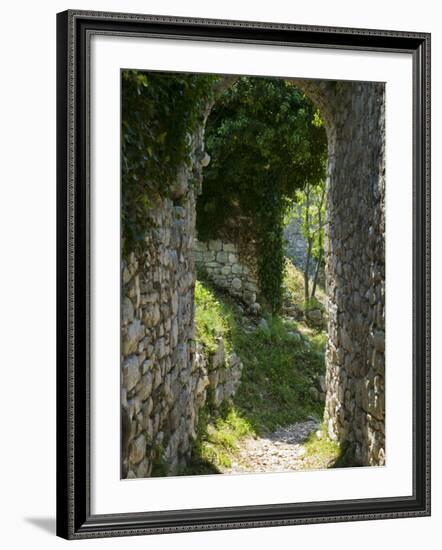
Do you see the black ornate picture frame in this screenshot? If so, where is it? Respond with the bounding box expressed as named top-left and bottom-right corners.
top-left (56, 9), bottom-right (431, 540)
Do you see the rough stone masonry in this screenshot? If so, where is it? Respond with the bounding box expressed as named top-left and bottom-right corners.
top-left (121, 78), bottom-right (385, 477)
top-left (193, 238), bottom-right (262, 315)
top-left (121, 97), bottom-right (243, 478)
top-left (295, 80), bottom-right (386, 465)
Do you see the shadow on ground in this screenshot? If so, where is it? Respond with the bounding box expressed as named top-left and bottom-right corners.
top-left (25, 517), bottom-right (56, 535)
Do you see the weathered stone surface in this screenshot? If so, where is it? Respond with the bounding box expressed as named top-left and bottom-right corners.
top-left (129, 434), bottom-right (146, 465)
top-left (373, 330), bottom-right (385, 352)
top-left (306, 309), bottom-right (323, 325)
top-left (212, 339), bottom-right (225, 369)
top-left (169, 167), bottom-right (189, 199)
top-left (123, 319), bottom-right (145, 355)
top-left (122, 297), bottom-right (134, 325)
top-left (143, 303), bottom-right (160, 328)
top-left (209, 240), bottom-right (222, 251)
top-left (122, 356), bottom-right (141, 392)
top-left (137, 372), bottom-right (153, 401)
top-left (305, 79), bottom-right (386, 467)
top-left (193, 238), bottom-right (261, 310)
top-left (232, 278), bottom-right (242, 290)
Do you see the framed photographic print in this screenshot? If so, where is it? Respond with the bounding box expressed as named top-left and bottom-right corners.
top-left (56, 9), bottom-right (431, 539)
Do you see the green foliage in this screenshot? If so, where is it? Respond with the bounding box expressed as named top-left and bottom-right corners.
top-left (186, 280), bottom-right (327, 472)
top-left (121, 70), bottom-right (216, 253)
top-left (200, 407), bottom-right (254, 470)
top-left (194, 279), bottom-right (233, 357)
top-left (197, 77), bottom-right (327, 311)
top-left (288, 178), bottom-right (327, 300)
top-left (302, 423), bottom-right (341, 470)
top-left (231, 315), bottom-right (326, 432)
top-left (287, 180), bottom-right (327, 264)
top-left (283, 258), bottom-right (326, 313)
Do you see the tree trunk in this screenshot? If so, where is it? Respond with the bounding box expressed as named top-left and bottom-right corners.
top-left (304, 239), bottom-right (312, 302)
top-left (310, 183), bottom-right (326, 299)
top-left (303, 184), bottom-right (311, 302)
top-left (311, 247), bottom-right (322, 299)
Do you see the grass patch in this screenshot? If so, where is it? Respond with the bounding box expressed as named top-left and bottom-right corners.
top-left (283, 258), bottom-right (327, 312)
top-left (184, 276), bottom-right (330, 474)
top-left (180, 404), bottom-right (254, 474)
top-left (231, 314), bottom-right (325, 433)
top-left (200, 407), bottom-right (254, 470)
top-left (302, 423), bottom-right (341, 469)
top-left (194, 279), bottom-right (233, 356)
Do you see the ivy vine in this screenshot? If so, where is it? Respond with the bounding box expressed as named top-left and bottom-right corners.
top-left (197, 77), bottom-right (327, 312)
top-left (121, 70), bottom-right (216, 254)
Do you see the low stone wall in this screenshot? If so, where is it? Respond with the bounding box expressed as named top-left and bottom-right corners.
top-left (194, 239), bottom-right (261, 314)
top-left (197, 339), bottom-right (243, 409)
top-left (122, 243), bottom-right (243, 478)
top-left (121, 195), bottom-right (203, 478)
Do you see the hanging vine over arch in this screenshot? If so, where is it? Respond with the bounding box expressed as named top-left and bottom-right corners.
top-left (197, 76), bottom-right (327, 311)
top-left (121, 70), bottom-right (217, 254)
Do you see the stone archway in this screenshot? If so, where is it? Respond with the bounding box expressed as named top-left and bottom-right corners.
top-left (121, 77), bottom-right (385, 477)
top-left (293, 80), bottom-right (386, 465)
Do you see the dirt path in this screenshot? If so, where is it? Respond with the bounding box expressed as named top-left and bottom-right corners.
top-left (221, 419), bottom-right (329, 474)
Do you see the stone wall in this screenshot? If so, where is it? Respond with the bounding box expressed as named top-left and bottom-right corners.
top-left (121, 206), bottom-right (244, 478)
top-left (197, 339), bottom-right (243, 409)
top-left (121, 80), bottom-right (247, 479)
top-left (120, 191), bottom-right (202, 478)
top-left (121, 93), bottom-right (240, 477)
top-left (194, 239), bottom-right (261, 314)
top-left (295, 80), bottom-right (386, 466)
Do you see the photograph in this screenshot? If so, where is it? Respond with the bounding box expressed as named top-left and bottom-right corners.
top-left (1, 0), bottom-right (438, 548)
top-left (120, 70), bottom-right (386, 479)
top-left (55, 9), bottom-right (430, 539)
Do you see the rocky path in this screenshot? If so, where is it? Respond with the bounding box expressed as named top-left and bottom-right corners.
top-left (221, 419), bottom-right (329, 474)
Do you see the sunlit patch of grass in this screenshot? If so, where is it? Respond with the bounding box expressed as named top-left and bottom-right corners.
top-left (194, 279), bottom-right (234, 356)
top-left (301, 423), bottom-right (341, 469)
top-left (231, 314), bottom-right (325, 432)
top-left (283, 258), bottom-right (327, 312)
top-left (197, 407), bottom-right (255, 470)
top-left (185, 276), bottom-right (329, 475)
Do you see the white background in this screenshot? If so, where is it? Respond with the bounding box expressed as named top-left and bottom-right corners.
top-left (0, 0), bottom-right (440, 548)
top-left (92, 36), bottom-right (413, 514)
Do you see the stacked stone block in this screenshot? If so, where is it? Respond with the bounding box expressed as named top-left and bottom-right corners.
top-left (194, 239), bottom-right (261, 314)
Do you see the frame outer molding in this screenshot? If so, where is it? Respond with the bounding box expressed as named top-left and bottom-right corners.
top-left (56, 9), bottom-right (431, 540)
